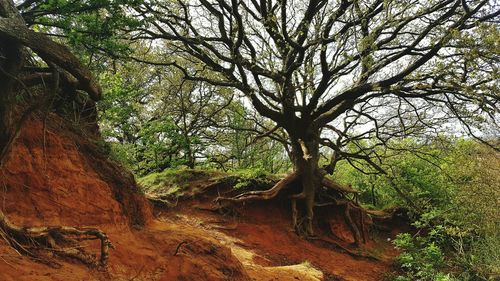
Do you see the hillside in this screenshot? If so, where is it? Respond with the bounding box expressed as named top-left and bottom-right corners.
top-left (0, 114), bottom-right (402, 281)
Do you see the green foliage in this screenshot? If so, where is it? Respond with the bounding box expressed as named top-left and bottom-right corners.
top-left (334, 138), bottom-right (499, 280)
top-left (226, 168), bottom-right (278, 190)
top-left (98, 59), bottom-right (290, 175)
top-left (334, 160), bottom-right (399, 209)
top-left (444, 142), bottom-right (500, 280)
top-left (98, 62), bottom-right (212, 175)
top-left (207, 102), bottom-right (290, 173)
top-left (460, 235), bottom-right (500, 280)
top-left (392, 229), bottom-right (447, 281)
top-left (28, 0), bottom-right (143, 58)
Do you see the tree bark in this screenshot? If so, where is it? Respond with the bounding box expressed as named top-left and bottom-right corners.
top-left (0, 27), bottom-right (23, 165)
top-left (290, 131), bottom-right (321, 236)
top-left (0, 18), bottom-right (101, 100)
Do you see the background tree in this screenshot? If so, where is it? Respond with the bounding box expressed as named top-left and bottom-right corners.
top-left (16, 0), bottom-right (143, 66)
top-left (99, 58), bottom-right (237, 174)
top-left (206, 101), bottom-right (291, 171)
top-left (131, 0), bottom-right (500, 235)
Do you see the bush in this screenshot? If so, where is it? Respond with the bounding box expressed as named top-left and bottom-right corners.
top-left (393, 227), bottom-right (447, 281)
top-left (334, 138), bottom-right (499, 280)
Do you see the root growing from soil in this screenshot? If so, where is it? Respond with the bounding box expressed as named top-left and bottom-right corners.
top-left (215, 172), bottom-right (298, 203)
top-left (0, 210), bottom-right (113, 268)
top-left (214, 171), bottom-right (371, 246)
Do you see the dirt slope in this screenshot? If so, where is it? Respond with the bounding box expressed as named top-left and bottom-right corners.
top-left (0, 115), bottom-right (149, 227)
top-left (0, 114), bottom-right (399, 280)
top-left (0, 115), bottom-right (249, 280)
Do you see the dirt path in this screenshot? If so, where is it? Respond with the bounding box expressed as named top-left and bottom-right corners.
top-left (165, 214), bottom-right (324, 281)
top-left (159, 199), bottom-right (398, 281)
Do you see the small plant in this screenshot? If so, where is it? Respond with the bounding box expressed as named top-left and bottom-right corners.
top-left (393, 227), bottom-right (447, 281)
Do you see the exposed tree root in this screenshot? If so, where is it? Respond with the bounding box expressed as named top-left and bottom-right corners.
top-left (366, 207), bottom-right (409, 232)
top-left (147, 196), bottom-right (179, 208)
top-left (319, 178), bottom-right (369, 246)
top-left (215, 172), bottom-right (298, 203)
top-left (343, 201), bottom-right (364, 246)
top-left (0, 210), bottom-right (113, 268)
top-left (214, 171), bottom-right (372, 246)
top-left (322, 178), bottom-right (359, 194)
top-left (308, 237), bottom-right (381, 261)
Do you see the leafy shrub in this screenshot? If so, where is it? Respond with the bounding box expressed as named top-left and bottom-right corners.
top-left (334, 138), bottom-right (499, 280)
top-left (393, 229), bottom-right (448, 281)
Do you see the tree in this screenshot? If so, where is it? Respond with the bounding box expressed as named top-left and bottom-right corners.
top-left (205, 101), bottom-right (291, 171)
top-left (155, 68), bottom-right (234, 169)
top-left (16, 0), bottom-right (142, 63)
top-left (132, 0), bottom-right (499, 236)
top-left (99, 58), bottom-right (236, 174)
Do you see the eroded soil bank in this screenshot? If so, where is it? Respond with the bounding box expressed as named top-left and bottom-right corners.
top-left (0, 115), bottom-right (401, 280)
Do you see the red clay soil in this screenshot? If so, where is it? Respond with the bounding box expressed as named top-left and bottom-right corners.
top-left (168, 196), bottom-right (400, 281)
top-left (0, 115), bottom-right (249, 281)
top-left (0, 114), bottom-right (400, 281)
top-left (0, 115), bottom-right (150, 227)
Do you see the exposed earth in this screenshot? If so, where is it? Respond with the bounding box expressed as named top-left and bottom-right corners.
top-left (0, 115), bottom-right (404, 281)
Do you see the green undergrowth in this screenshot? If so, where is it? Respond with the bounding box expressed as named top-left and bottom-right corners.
top-left (138, 167), bottom-right (281, 199)
top-left (138, 167), bottom-right (217, 198)
top-left (220, 168), bottom-right (279, 190)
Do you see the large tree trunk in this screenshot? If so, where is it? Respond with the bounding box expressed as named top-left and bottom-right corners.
top-left (216, 125), bottom-right (370, 244)
top-left (290, 131), bottom-right (321, 236)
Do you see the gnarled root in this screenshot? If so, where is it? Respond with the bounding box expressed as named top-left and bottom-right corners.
top-left (214, 171), bottom-right (372, 245)
top-left (344, 201), bottom-right (363, 246)
top-left (215, 172), bottom-right (298, 203)
top-left (214, 172), bottom-right (315, 235)
top-left (0, 210), bottom-right (113, 268)
top-left (319, 180), bottom-right (370, 246)
top-left (290, 192), bottom-right (306, 232)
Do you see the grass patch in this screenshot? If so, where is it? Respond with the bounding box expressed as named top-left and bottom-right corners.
top-left (222, 168), bottom-right (279, 190)
top-left (138, 167), bottom-right (282, 201)
top-left (138, 167), bottom-right (216, 198)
